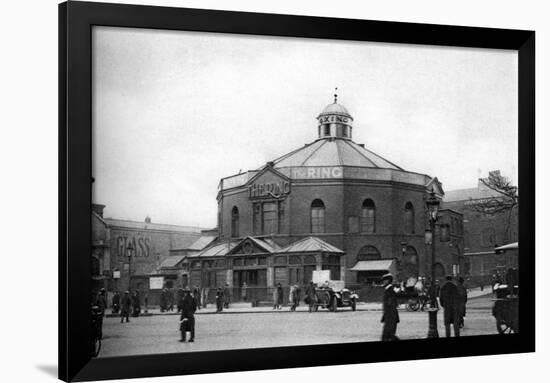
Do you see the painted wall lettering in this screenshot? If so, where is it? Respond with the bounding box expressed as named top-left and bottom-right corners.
top-left (117, 234), bottom-right (151, 258)
top-left (292, 167), bottom-right (343, 179)
top-left (249, 180), bottom-right (291, 199)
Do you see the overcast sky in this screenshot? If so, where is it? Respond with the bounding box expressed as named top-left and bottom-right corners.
top-left (92, 26), bottom-right (518, 228)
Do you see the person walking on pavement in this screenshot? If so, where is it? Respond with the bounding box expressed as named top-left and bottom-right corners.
top-left (439, 275), bottom-right (460, 337)
top-left (290, 284), bottom-right (301, 311)
top-left (305, 281), bottom-right (317, 313)
top-left (289, 285), bottom-right (296, 311)
top-left (131, 290), bottom-right (141, 317)
top-left (95, 288), bottom-right (107, 339)
top-left (215, 287), bottom-right (224, 312)
top-left (223, 283), bottom-right (231, 309)
top-left (111, 291), bottom-right (120, 314)
top-left (381, 273), bottom-right (400, 341)
top-left (120, 291), bottom-right (131, 323)
top-left (193, 286), bottom-right (201, 310)
top-left (456, 276), bottom-right (468, 328)
top-left (179, 289), bottom-right (197, 342)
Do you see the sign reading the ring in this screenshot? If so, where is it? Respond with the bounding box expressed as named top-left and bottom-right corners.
top-left (248, 180), bottom-right (291, 199)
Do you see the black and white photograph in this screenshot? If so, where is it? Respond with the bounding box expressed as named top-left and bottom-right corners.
top-left (90, 25), bottom-right (520, 358)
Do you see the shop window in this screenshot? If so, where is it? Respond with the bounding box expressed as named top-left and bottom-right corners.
top-left (289, 255), bottom-right (302, 265)
top-left (244, 257), bottom-right (257, 266)
top-left (258, 257), bottom-right (267, 266)
top-left (361, 199), bottom-right (376, 233)
top-left (404, 202), bottom-right (415, 234)
top-left (322, 265), bottom-right (340, 280)
top-left (191, 261), bottom-right (201, 269)
top-left (311, 199), bottom-right (326, 233)
top-left (215, 259), bottom-right (226, 268)
top-left (274, 256), bottom-right (287, 265)
top-left (357, 245), bottom-right (381, 261)
top-left (303, 255), bottom-right (316, 264)
top-left (231, 206), bottom-right (239, 238)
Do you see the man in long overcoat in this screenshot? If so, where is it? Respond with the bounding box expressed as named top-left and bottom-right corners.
top-left (456, 277), bottom-right (468, 328)
top-left (120, 291), bottom-right (131, 323)
top-left (179, 289), bottom-right (197, 342)
top-left (223, 283), bottom-right (231, 309)
top-left (381, 273), bottom-right (400, 341)
top-left (111, 291), bottom-right (120, 314)
top-left (439, 275), bottom-right (460, 337)
top-left (305, 281), bottom-right (317, 313)
top-left (95, 288), bottom-right (107, 339)
top-left (215, 287), bottom-right (224, 312)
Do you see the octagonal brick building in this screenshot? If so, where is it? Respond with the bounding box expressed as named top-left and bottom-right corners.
top-left (193, 96), bottom-right (449, 292)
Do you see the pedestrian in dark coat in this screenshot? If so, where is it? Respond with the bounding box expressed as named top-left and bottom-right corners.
top-left (273, 283), bottom-right (283, 310)
top-left (215, 287), bottom-right (224, 312)
top-left (160, 289), bottom-right (167, 312)
top-left (290, 284), bottom-right (301, 311)
top-left (223, 283), bottom-right (231, 309)
top-left (456, 277), bottom-right (468, 328)
top-left (177, 288), bottom-right (185, 313)
top-left (95, 288), bottom-right (107, 339)
top-left (193, 286), bottom-right (201, 310)
top-left (120, 291), bottom-right (131, 323)
top-left (179, 289), bottom-right (197, 342)
top-left (439, 275), bottom-right (460, 337)
top-left (381, 274), bottom-right (400, 341)
top-left (112, 291), bottom-right (120, 314)
top-left (131, 290), bottom-right (141, 317)
top-left (305, 281), bottom-right (317, 313)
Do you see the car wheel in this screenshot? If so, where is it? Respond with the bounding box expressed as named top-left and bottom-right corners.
top-left (330, 296), bottom-right (338, 312)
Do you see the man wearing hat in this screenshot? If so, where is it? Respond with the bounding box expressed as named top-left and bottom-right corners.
top-left (120, 291), bottom-right (132, 323)
top-left (179, 288), bottom-right (197, 342)
top-left (439, 275), bottom-right (460, 337)
top-left (381, 273), bottom-right (399, 341)
top-left (95, 288), bottom-right (107, 339)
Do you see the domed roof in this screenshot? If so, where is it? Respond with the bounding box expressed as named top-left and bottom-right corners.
top-left (318, 102), bottom-right (353, 119)
top-left (272, 138), bottom-right (403, 170)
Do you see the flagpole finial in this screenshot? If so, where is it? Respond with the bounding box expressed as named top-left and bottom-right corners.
top-left (334, 87), bottom-right (338, 103)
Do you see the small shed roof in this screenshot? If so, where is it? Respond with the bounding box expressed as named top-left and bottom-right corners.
top-left (279, 237), bottom-right (344, 254)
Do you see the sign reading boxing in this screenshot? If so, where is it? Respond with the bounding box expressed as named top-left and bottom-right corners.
top-left (248, 180), bottom-right (291, 199)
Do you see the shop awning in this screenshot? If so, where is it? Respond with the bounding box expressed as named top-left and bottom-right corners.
top-left (494, 242), bottom-right (518, 251)
top-left (349, 259), bottom-right (394, 272)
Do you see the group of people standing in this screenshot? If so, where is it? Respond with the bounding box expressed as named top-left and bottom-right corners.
top-left (215, 284), bottom-right (232, 312)
top-left (380, 273), bottom-right (468, 341)
top-left (110, 290), bottom-right (144, 323)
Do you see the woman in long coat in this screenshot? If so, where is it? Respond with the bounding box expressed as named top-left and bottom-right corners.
top-left (120, 291), bottom-right (131, 323)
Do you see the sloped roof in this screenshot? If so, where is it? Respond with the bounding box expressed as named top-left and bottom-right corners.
top-left (187, 236), bottom-right (217, 251)
top-left (279, 237), bottom-right (344, 254)
top-left (272, 138), bottom-right (403, 170)
top-left (159, 255), bottom-right (185, 268)
top-left (103, 218), bottom-right (203, 233)
top-left (191, 241), bottom-right (239, 258)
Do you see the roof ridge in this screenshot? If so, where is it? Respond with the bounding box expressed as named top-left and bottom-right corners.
top-left (356, 142), bottom-right (404, 170)
top-left (272, 139), bottom-right (321, 164)
top-left (301, 139), bottom-right (328, 166)
top-left (344, 140), bottom-right (378, 167)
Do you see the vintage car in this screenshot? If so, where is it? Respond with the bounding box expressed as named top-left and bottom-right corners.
top-left (313, 280), bottom-right (359, 312)
top-left (492, 274), bottom-right (519, 334)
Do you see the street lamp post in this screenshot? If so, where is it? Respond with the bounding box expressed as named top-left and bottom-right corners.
top-left (126, 242), bottom-right (134, 292)
top-left (426, 191), bottom-right (440, 338)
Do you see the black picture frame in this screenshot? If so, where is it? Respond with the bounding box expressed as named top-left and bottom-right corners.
top-left (59, 1), bottom-right (535, 381)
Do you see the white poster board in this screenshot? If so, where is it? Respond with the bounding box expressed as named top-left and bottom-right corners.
top-left (312, 270), bottom-right (331, 285)
top-left (149, 276), bottom-right (164, 290)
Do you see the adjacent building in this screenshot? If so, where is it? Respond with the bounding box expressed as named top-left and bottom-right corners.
top-left (443, 171), bottom-right (519, 285)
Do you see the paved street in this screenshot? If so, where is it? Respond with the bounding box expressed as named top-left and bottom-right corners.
top-left (99, 296), bottom-right (498, 358)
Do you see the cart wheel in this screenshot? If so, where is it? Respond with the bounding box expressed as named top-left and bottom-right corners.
top-left (351, 299), bottom-right (356, 311)
top-left (408, 299), bottom-right (420, 312)
top-left (92, 337), bottom-right (101, 357)
top-left (496, 319), bottom-right (514, 334)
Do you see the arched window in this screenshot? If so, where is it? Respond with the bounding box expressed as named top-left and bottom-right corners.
top-left (404, 202), bottom-right (415, 234)
top-left (361, 199), bottom-right (376, 233)
top-left (311, 199), bottom-right (325, 233)
top-left (357, 245), bottom-right (381, 261)
top-left (231, 206), bottom-right (239, 237)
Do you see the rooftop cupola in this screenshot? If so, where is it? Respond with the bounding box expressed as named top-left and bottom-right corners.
top-left (317, 89), bottom-right (354, 140)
